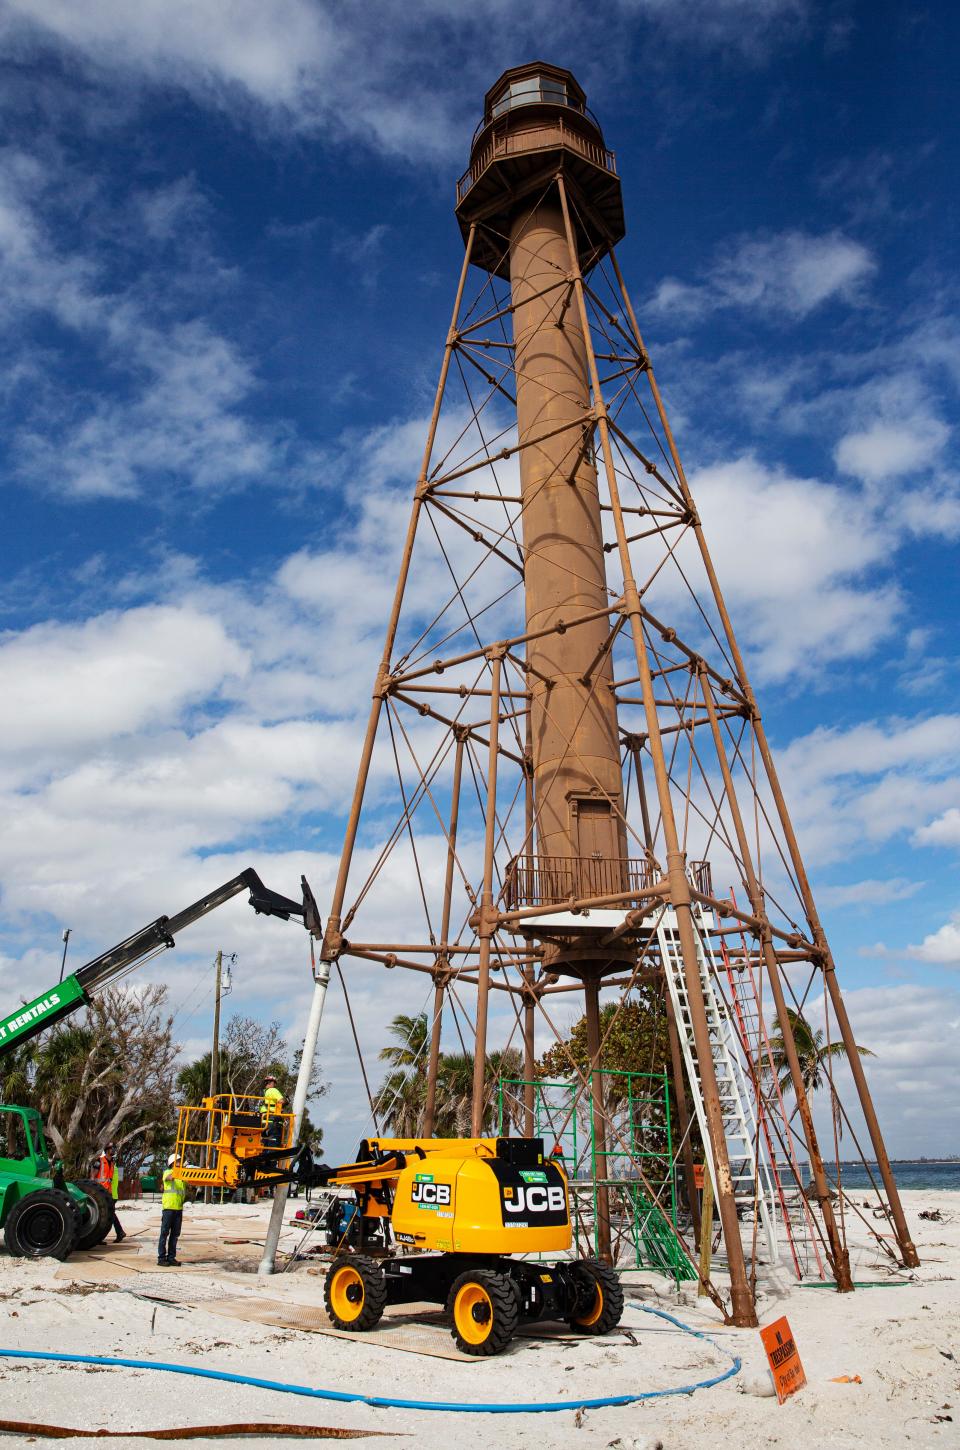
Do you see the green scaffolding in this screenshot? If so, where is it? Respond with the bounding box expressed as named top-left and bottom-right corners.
top-left (497, 1070), bottom-right (695, 1284)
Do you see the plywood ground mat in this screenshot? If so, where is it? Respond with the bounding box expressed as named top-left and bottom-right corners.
top-left (70, 1238), bottom-right (261, 1269)
top-left (57, 1244), bottom-right (612, 1360)
top-left (56, 1254), bottom-right (475, 1361)
top-left (208, 1298), bottom-right (479, 1362)
top-left (55, 1256), bottom-right (140, 1283)
top-left (172, 1295), bottom-right (596, 1359)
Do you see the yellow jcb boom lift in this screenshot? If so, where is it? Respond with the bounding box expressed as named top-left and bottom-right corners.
top-left (173, 1105), bottom-right (625, 1356)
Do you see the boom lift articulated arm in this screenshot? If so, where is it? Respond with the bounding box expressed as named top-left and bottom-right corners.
top-left (252, 1139), bottom-right (415, 1186)
top-left (0, 870), bottom-right (322, 1058)
top-left (228, 1141), bottom-right (412, 1195)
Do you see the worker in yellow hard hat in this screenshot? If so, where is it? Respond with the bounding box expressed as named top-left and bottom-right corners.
top-left (260, 1075), bottom-right (284, 1147)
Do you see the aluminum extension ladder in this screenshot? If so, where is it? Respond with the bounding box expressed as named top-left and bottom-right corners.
top-left (656, 902), bottom-right (780, 1264)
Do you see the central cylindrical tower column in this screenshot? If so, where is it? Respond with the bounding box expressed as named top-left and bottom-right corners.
top-left (510, 200), bottom-right (625, 869)
top-left (453, 61), bottom-right (631, 1256)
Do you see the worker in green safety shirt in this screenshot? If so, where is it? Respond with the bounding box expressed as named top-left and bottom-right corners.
top-left (260, 1074), bottom-right (284, 1147)
top-left (157, 1153), bottom-right (186, 1267)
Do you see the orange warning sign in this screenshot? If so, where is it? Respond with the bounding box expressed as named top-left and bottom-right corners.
top-left (760, 1316), bottom-right (806, 1404)
top-left (693, 1164), bottom-right (706, 1189)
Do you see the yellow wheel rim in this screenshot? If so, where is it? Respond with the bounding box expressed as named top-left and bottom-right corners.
top-left (453, 1282), bottom-right (494, 1345)
top-left (575, 1280), bottom-right (604, 1327)
top-left (329, 1265), bottom-right (365, 1323)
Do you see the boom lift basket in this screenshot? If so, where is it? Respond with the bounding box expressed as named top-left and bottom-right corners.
top-left (173, 1094), bottom-right (294, 1189)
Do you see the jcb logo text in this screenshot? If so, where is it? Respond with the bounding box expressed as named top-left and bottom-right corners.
top-left (508, 1185), bottom-right (565, 1214)
top-left (411, 1181), bottom-right (451, 1205)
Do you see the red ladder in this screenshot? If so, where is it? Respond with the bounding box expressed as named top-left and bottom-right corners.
top-left (719, 918), bottom-right (826, 1280)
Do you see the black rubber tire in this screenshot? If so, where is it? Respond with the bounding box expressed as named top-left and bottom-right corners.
top-left (73, 1180), bottom-right (114, 1250)
top-left (446, 1269), bottom-right (519, 1357)
top-left (568, 1257), bottom-right (624, 1334)
top-left (323, 1254), bottom-right (387, 1332)
top-left (4, 1189), bottom-right (78, 1260)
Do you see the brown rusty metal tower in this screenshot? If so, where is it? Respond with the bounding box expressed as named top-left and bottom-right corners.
top-left (320, 63), bottom-right (917, 1328)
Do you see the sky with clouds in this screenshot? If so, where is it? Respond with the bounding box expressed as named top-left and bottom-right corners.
top-left (0, 0), bottom-right (957, 1159)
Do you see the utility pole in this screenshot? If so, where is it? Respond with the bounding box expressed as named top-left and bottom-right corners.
top-left (206, 951), bottom-right (233, 1204)
top-left (209, 951), bottom-right (224, 1103)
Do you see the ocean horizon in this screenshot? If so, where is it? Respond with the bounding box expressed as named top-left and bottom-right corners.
top-left (821, 1160), bottom-right (960, 1192)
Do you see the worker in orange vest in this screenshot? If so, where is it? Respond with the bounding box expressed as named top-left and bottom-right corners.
top-left (96, 1141), bottom-right (126, 1242)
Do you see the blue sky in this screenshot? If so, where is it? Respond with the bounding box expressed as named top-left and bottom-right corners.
top-left (0, 0), bottom-right (957, 1159)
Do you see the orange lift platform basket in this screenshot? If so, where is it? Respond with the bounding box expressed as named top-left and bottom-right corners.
top-left (173, 1093), bottom-right (295, 1189)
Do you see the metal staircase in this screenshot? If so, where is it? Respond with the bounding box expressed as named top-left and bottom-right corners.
top-left (656, 902), bottom-right (780, 1265)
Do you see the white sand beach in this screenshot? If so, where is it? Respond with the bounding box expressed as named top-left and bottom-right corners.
top-left (0, 1188), bottom-right (956, 1448)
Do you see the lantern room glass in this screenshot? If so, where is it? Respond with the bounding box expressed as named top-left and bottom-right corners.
top-left (490, 74), bottom-right (573, 118)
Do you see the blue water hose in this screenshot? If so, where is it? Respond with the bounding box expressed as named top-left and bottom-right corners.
top-left (0, 1305), bottom-right (740, 1414)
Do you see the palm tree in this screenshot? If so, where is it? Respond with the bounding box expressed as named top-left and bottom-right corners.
top-left (430, 1047), bottom-right (524, 1136)
top-left (374, 1013), bottom-right (429, 1134)
top-left (176, 1052), bottom-right (218, 1106)
top-left (434, 1052), bottom-right (478, 1136)
top-left (378, 1013), bottom-right (428, 1070)
top-left (484, 1047), bottom-right (524, 1133)
top-left (32, 1024), bottom-right (101, 1164)
top-left (0, 1042), bottom-right (36, 1114)
top-left (764, 1008), bottom-right (874, 1101)
top-left (375, 1067), bottom-right (426, 1135)
top-left (0, 1043), bottom-right (36, 1157)
top-left (374, 1015), bottom-right (528, 1138)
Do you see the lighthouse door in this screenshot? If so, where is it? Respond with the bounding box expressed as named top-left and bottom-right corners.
top-left (571, 796), bottom-right (619, 899)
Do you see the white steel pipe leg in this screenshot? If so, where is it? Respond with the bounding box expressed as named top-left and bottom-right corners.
top-left (258, 959), bottom-right (331, 1275)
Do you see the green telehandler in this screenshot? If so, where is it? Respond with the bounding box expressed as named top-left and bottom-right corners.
top-left (0, 1103), bottom-right (113, 1257)
top-left (0, 867), bottom-right (321, 1258)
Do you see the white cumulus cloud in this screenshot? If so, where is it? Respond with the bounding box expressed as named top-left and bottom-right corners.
top-left (0, 0), bottom-right (815, 162)
top-left (0, 605), bottom-right (247, 755)
top-left (778, 713), bottom-right (960, 867)
top-left (816, 878), bottom-right (923, 909)
top-left (668, 455), bottom-right (901, 680)
top-left (904, 914), bottom-right (960, 965)
top-left (835, 418), bottom-right (950, 483)
top-left (809, 984), bottom-right (960, 1157)
top-left (647, 230), bottom-right (875, 323)
top-left (914, 808), bottom-right (960, 849)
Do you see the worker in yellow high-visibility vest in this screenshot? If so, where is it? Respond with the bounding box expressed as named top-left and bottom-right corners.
top-left (157, 1153), bottom-right (186, 1267)
top-left (260, 1074), bottom-right (284, 1147)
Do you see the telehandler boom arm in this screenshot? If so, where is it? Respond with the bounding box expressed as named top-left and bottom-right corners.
top-left (0, 869), bottom-right (322, 1058)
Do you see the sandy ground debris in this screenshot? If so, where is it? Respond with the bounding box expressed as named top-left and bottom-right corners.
top-left (0, 1189), bottom-right (957, 1448)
